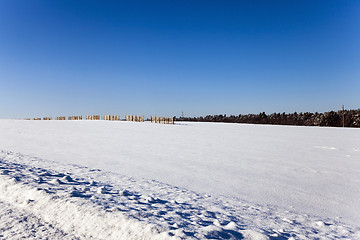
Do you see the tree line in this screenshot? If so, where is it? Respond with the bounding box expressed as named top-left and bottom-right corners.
top-left (175, 109), bottom-right (360, 128)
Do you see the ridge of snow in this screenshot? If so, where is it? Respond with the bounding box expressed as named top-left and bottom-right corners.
top-left (0, 161), bottom-right (166, 239)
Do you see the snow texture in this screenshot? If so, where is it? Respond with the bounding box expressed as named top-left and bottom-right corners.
top-left (0, 120), bottom-right (359, 239)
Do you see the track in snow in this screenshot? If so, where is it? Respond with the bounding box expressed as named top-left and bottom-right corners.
top-left (1, 150), bottom-right (358, 239)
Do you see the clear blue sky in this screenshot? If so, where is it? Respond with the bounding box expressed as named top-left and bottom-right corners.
top-left (1, 1), bottom-right (359, 118)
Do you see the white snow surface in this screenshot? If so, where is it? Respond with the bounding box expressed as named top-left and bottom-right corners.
top-left (0, 119), bottom-right (359, 239)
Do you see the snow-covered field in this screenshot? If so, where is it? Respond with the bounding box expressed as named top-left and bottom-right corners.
top-left (0, 119), bottom-right (359, 239)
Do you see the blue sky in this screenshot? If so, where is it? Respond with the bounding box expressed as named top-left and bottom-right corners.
top-left (1, 1), bottom-right (359, 118)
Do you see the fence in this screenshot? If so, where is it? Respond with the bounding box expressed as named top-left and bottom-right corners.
top-left (103, 115), bottom-right (120, 121)
top-left (151, 116), bottom-right (174, 124)
top-left (68, 116), bottom-right (82, 120)
top-left (27, 114), bottom-right (173, 124)
top-left (86, 115), bottom-right (100, 120)
top-left (125, 115), bottom-right (144, 122)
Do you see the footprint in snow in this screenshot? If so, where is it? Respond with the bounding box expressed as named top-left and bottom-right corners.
top-left (97, 186), bottom-right (108, 194)
top-left (60, 175), bottom-right (75, 183)
top-left (49, 179), bottom-right (63, 185)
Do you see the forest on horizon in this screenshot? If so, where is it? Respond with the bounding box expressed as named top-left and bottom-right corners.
top-left (175, 109), bottom-right (360, 128)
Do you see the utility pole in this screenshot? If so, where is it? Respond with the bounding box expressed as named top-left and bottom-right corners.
top-left (342, 105), bottom-right (345, 127)
top-left (182, 111), bottom-right (184, 120)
